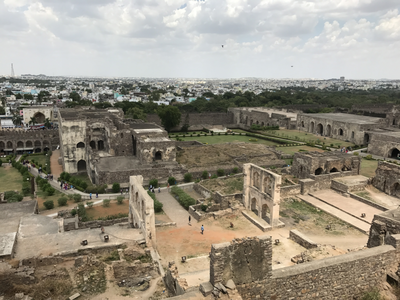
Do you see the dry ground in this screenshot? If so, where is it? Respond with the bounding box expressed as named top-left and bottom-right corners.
top-left (200, 176), bottom-right (244, 195)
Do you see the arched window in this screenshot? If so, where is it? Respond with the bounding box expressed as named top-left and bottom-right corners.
top-left (315, 167), bottom-right (323, 175)
top-left (339, 129), bottom-right (344, 136)
top-left (317, 124), bottom-right (323, 135)
top-left (7, 141), bottom-right (13, 148)
top-left (98, 140), bottom-right (104, 150)
top-left (330, 168), bottom-right (339, 173)
top-left (155, 151), bottom-right (162, 160)
top-left (253, 172), bottom-right (260, 189)
top-left (351, 132), bottom-right (355, 139)
top-left (77, 142), bottom-right (85, 148)
top-left (26, 141), bottom-right (33, 147)
top-left (90, 141), bottom-right (96, 149)
top-left (17, 141), bottom-right (24, 148)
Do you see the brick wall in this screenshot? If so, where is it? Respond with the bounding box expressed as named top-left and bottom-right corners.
top-left (280, 184), bottom-right (301, 198)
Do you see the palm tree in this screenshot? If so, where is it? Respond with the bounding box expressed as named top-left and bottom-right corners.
top-left (12, 114), bottom-right (22, 126)
top-left (29, 116), bottom-right (37, 125)
top-left (44, 118), bottom-right (52, 129)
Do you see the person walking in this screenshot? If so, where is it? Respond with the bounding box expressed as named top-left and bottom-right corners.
top-left (188, 215), bottom-right (191, 225)
top-left (201, 225), bottom-right (204, 234)
top-left (120, 189), bottom-right (123, 195)
top-left (90, 193), bottom-right (92, 200)
top-left (158, 187), bottom-right (161, 193)
top-left (96, 192), bottom-right (98, 198)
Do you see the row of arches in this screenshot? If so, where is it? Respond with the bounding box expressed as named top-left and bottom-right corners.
top-left (315, 166), bottom-right (350, 175)
top-left (76, 140), bottom-right (104, 151)
top-left (251, 199), bottom-right (271, 223)
top-left (0, 140), bottom-right (50, 149)
top-left (252, 171), bottom-right (273, 195)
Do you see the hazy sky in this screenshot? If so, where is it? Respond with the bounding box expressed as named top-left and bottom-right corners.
top-left (1, 0), bottom-right (400, 79)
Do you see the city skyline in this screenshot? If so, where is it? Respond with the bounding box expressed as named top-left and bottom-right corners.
top-left (1, 0), bottom-right (400, 79)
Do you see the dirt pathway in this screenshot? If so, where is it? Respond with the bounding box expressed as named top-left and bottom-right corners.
top-left (156, 191), bottom-right (194, 227)
top-left (50, 149), bottom-right (63, 178)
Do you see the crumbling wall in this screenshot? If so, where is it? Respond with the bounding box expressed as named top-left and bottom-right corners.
top-left (367, 208), bottom-right (400, 248)
top-left (372, 161), bottom-right (400, 198)
top-left (164, 262), bottom-right (188, 296)
top-left (280, 184), bottom-right (301, 198)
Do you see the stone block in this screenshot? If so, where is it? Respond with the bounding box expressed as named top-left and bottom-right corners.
top-left (215, 282), bottom-right (227, 294)
top-left (199, 281), bottom-right (214, 297)
top-left (225, 279), bottom-right (236, 290)
top-left (69, 293), bottom-right (81, 300)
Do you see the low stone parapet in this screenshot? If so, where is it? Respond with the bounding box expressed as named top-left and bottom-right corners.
top-left (289, 230), bottom-right (318, 249)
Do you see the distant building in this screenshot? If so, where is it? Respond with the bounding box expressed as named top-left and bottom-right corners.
top-left (340, 76), bottom-right (345, 82)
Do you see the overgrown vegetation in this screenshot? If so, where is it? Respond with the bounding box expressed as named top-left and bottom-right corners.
top-left (170, 186), bottom-right (196, 210)
top-left (147, 191), bottom-right (163, 212)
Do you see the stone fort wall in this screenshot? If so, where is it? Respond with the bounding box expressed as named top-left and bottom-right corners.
top-left (0, 129), bottom-right (59, 153)
top-left (146, 112), bottom-right (235, 131)
top-left (209, 235), bottom-right (399, 299)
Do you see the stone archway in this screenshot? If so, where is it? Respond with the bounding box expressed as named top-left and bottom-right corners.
top-left (261, 204), bottom-right (270, 224)
top-left (6, 141), bottom-right (13, 149)
top-left (326, 124), bottom-right (331, 136)
top-left (17, 141), bottom-right (24, 148)
top-left (26, 141), bottom-right (33, 148)
top-left (339, 128), bottom-right (344, 136)
top-left (389, 148), bottom-right (400, 159)
top-left (364, 133), bottom-right (370, 145)
top-left (330, 167), bottom-right (339, 173)
top-left (90, 141), bottom-right (96, 149)
top-left (301, 121), bottom-right (305, 128)
top-left (315, 167), bottom-right (324, 175)
top-left (253, 172), bottom-right (260, 189)
top-left (155, 151), bottom-right (162, 160)
top-left (77, 160), bottom-right (86, 172)
top-left (0, 141), bottom-right (4, 151)
top-left (310, 122), bottom-right (315, 133)
top-left (251, 198), bottom-right (258, 215)
top-left (98, 140), bottom-right (104, 150)
top-left (33, 112), bottom-right (46, 123)
top-left (264, 177), bottom-right (272, 196)
top-left (316, 123), bottom-right (323, 135)
top-left (77, 142), bottom-right (85, 148)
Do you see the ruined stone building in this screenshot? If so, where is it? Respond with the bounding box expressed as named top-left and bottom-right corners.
top-left (0, 128), bottom-right (59, 155)
top-left (58, 107), bottom-right (185, 185)
top-left (296, 113), bottom-right (387, 145)
top-left (372, 161), bottom-right (400, 198)
top-left (367, 130), bottom-right (400, 158)
top-left (22, 106), bottom-right (54, 124)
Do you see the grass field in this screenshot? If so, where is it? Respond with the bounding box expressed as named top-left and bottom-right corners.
top-left (278, 145), bottom-right (325, 156)
top-left (0, 166), bottom-right (23, 193)
top-left (36, 189), bottom-right (66, 211)
top-left (74, 173), bottom-right (93, 186)
top-left (25, 154), bottom-right (47, 167)
top-left (175, 134), bottom-right (279, 146)
top-left (233, 128), bottom-right (355, 148)
top-left (360, 159), bottom-right (379, 178)
top-left (86, 200), bottom-right (129, 220)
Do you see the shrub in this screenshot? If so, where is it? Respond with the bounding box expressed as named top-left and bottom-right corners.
top-left (202, 171), bottom-right (208, 180)
top-left (184, 173), bottom-right (192, 183)
top-left (147, 191), bottom-right (163, 212)
top-left (71, 209), bottom-right (77, 216)
top-left (46, 187), bottom-right (55, 196)
top-left (43, 200), bottom-right (54, 210)
top-left (0, 159), bottom-right (2, 167)
top-left (112, 182), bottom-right (120, 193)
top-left (217, 168), bottom-right (225, 176)
top-left (225, 132), bottom-right (228, 135)
top-left (361, 288), bottom-right (382, 300)
top-left (117, 196), bottom-right (124, 205)
top-left (7, 194), bottom-right (23, 203)
top-left (170, 186), bottom-right (196, 210)
top-left (197, 134), bottom-right (200, 137)
top-left (353, 152), bottom-right (359, 156)
top-left (73, 194), bottom-right (82, 203)
top-left (77, 203), bottom-right (89, 222)
top-left (211, 174), bottom-right (218, 179)
top-left (86, 201), bottom-right (94, 208)
top-left (168, 176), bottom-right (176, 186)
top-left (57, 197), bottom-right (68, 206)
top-left (103, 199), bottom-right (111, 207)
top-left (149, 179), bottom-right (158, 188)
top-left (4, 191), bottom-right (18, 200)
top-left (22, 182), bottom-right (31, 196)
top-left (365, 155), bottom-right (373, 160)
top-left (232, 167), bottom-right (239, 174)
top-left (201, 204), bottom-right (208, 212)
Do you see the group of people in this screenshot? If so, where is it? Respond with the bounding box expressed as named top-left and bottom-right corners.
top-left (149, 185), bottom-right (161, 193)
top-left (60, 181), bottom-right (73, 190)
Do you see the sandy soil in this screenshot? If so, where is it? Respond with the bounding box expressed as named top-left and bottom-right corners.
top-left (364, 185), bottom-right (400, 208)
top-left (50, 149), bottom-right (63, 178)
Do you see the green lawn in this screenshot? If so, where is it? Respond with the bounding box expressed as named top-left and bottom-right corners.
top-left (74, 173), bottom-right (93, 186)
top-left (233, 129), bottom-right (355, 148)
top-left (26, 154), bottom-right (47, 167)
top-left (0, 166), bottom-right (23, 193)
top-left (360, 159), bottom-right (378, 178)
top-left (175, 135), bottom-right (279, 146)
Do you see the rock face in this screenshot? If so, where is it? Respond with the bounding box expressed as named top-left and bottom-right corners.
top-left (371, 161), bottom-right (400, 198)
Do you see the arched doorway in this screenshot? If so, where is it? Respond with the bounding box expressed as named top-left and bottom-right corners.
top-left (155, 151), bottom-right (162, 160)
top-left (77, 160), bottom-right (86, 172)
top-left (315, 167), bottom-right (323, 175)
top-left (251, 198), bottom-right (258, 216)
top-left (253, 172), bottom-right (260, 189)
top-left (6, 141), bottom-right (13, 149)
top-left (310, 122), bottom-right (315, 133)
top-left (26, 141), bottom-right (33, 148)
top-left (261, 204), bottom-right (270, 224)
top-left (389, 148), bottom-right (400, 159)
top-left (0, 141), bottom-right (4, 152)
top-left (77, 142), bottom-right (85, 148)
top-left (339, 129), bottom-right (344, 136)
top-left (301, 121), bottom-right (304, 128)
top-left (316, 124), bottom-right (323, 135)
top-left (364, 134), bottom-right (370, 145)
top-left (326, 125), bottom-right (331, 136)
top-left (261, 122), bottom-right (264, 126)
top-left (90, 141), bottom-right (96, 149)
top-left (17, 141), bottom-right (23, 148)
top-left (98, 140), bottom-right (104, 150)
top-left (33, 112), bottom-right (46, 123)
top-left (330, 168), bottom-right (339, 173)
top-left (351, 131), bottom-right (355, 139)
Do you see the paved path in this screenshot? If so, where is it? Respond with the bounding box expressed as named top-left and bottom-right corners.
top-left (311, 189), bottom-right (382, 224)
top-left (297, 194), bottom-right (371, 234)
top-left (156, 189), bottom-right (194, 227)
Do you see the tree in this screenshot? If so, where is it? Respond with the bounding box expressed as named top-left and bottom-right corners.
top-left (12, 114), bottom-right (22, 126)
top-left (148, 91), bottom-right (161, 101)
top-left (29, 116), bottom-right (37, 125)
top-left (127, 107), bottom-right (147, 121)
top-left (43, 200), bottom-right (54, 210)
top-left (94, 102), bottom-right (112, 109)
top-left (112, 183), bottom-right (120, 193)
top-left (23, 94), bottom-right (33, 100)
top-left (69, 91), bottom-right (81, 102)
top-left (157, 105), bottom-right (181, 132)
top-left (38, 90), bottom-right (50, 102)
top-left (0, 106), bottom-right (5, 115)
top-left (16, 93), bottom-right (23, 99)
top-left (44, 118), bottom-right (52, 129)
